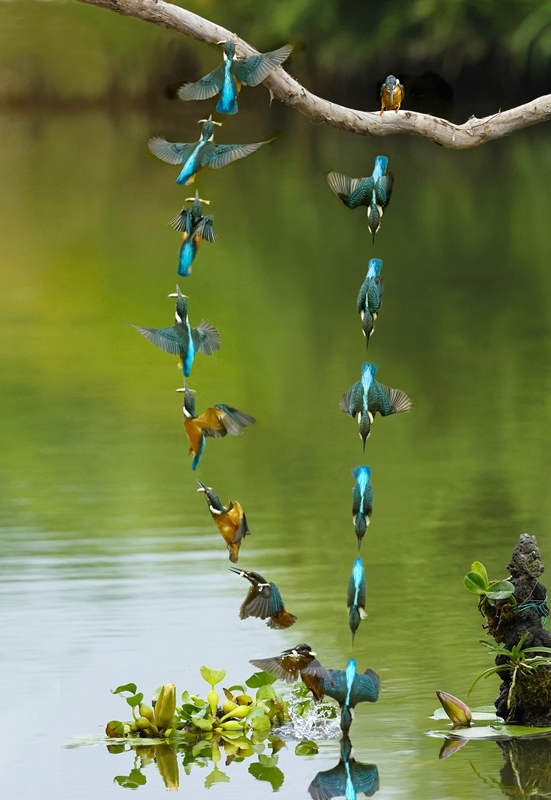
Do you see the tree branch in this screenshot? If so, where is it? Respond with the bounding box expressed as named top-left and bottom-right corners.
top-left (77, 0), bottom-right (551, 149)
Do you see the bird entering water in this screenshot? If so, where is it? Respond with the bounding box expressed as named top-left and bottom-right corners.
top-left (250, 643), bottom-right (332, 701)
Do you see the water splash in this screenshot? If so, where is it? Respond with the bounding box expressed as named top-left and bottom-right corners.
top-left (275, 687), bottom-right (341, 741)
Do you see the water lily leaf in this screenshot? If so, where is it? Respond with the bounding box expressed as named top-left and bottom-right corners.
top-left (246, 671), bottom-right (277, 688)
top-left (114, 768), bottom-right (147, 788)
top-left (471, 562), bottom-right (489, 585)
top-left (249, 762), bottom-right (284, 790)
top-left (126, 693), bottom-right (144, 708)
top-left (256, 685), bottom-right (277, 701)
top-left (432, 707), bottom-right (498, 722)
top-left (295, 740), bottom-right (319, 756)
top-left (464, 572), bottom-right (487, 594)
top-left (445, 724), bottom-right (551, 740)
top-left (111, 683), bottom-right (137, 696)
top-left (486, 580), bottom-right (515, 600)
top-left (204, 767), bottom-right (230, 788)
top-left (200, 666), bottom-right (226, 686)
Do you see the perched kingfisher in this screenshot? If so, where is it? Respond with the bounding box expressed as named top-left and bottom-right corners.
top-left (324, 658), bottom-right (380, 735)
top-left (177, 383), bottom-right (255, 470)
top-left (197, 480), bottom-right (250, 562)
top-left (351, 466), bottom-right (373, 551)
top-left (129, 286), bottom-right (219, 377)
top-left (347, 559), bottom-right (367, 645)
top-left (357, 258), bottom-right (384, 348)
top-left (148, 115), bottom-right (274, 186)
top-left (170, 191), bottom-right (216, 277)
top-left (250, 643), bottom-right (332, 701)
top-left (229, 568), bottom-right (297, 629)
top-left (327, 157), bottom-right (394, 243)
top-left (380, 74), bottom-right (405, 114)
top-left (178, 40), bottom-right (293, 115)
top-left (308, 734), bottom-right (379, 800)
top-left (340, 362), bottom-right (412, 450)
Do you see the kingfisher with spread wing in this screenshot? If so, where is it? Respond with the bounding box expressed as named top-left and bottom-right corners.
top-left (327, 156), bottom-right (394, 243)
top-left (178, 40), bottom-right (293, 115)
top-left (250, 643), bottom-right (332, 701)
top-left (230, 568), bottom-right (297, 629)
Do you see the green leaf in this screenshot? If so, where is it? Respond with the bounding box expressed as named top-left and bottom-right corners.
top-left (464, 572), bottom-right (488, 594)
top-left (485, 580), bottom-right (515, 600)
top-left (200, 666), bottom-right (226, 686)
top-left (111, 683), bottom-right (137, 696)
top-left (471, 562), bottom-right (489, 586)
top-left (113, 768), bottom-right (147, 788)
top-left (192, 740), bottom-right (212, 757)
top-left (204, 768), bottom-right (230, 788)
top-left (251, 713), bottom-right (271, 731)
top-left (246, 671), bottom-right (277, 688)
top-left (258, 753), bottom-right (279, 768)
top-left (246, 706), bottom-right (266, 720)
top-left (126, 693), bottom-right (144, 708)
top-left (468, 665), bottom-right (511, 695)
top-left (227, 685), bottom-right (245, 694)
top-left (256, 685), bottom-right (277, 701)
top-left (295, 740), bottom-right (319, 756)
top-left (248, 762), bottom-right (285, 791)
top-left (191, 715), bottom-right (213, 730)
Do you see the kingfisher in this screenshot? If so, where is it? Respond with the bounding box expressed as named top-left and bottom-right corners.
top-left (229, 568), bottom-right (297, 629)
top-left (177, 383), bottom-right (255, 470)
top-left (197, 480), bottom-right (250, 562)
top-left (250, 643), bottom-right (332, 701)
top-left (380, 74), bottom-right (405, 114)
top-left (308, 734), bottom-right (379, 800)
top-left (357, 258), bottom-right (384, 348)
top-left (327, 156), bottom-right (394, 243)
top-left (339, 362), bottom-right (412, 450)
top-left (148, 115), bottom-right (274, 185)
top-left (178, 40), bottom-right (293, 115)
top-left (351, 466), bottom-right (373, 551)
top-left (170, 191), bottom-right (216, 277)
top-left (129, 286), bottom-right (219, 377)
top-left (324, 658), bottom-right (380, 734)
top-left (347, 559), bottom-right (367, 645)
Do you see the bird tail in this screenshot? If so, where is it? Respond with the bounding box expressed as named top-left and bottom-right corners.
top-left (228, 543), bottom-right (240, 563)
top-left (191, 436), bottom-right (206, 470)
top-left (216, 95), bottom-right (238, 115)
top-left (266, 610), bottom-right (298, 629)
top-left (178, 241), bottom-right (195, 276)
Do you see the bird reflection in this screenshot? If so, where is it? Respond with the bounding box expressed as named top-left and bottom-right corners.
top-left (308, 734), bottom-right (379, 800)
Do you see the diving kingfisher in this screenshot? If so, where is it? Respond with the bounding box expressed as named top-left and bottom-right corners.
top-left (380, 74), bottom-right (405, 114)
top-left (351, 466), bottom-right (373, 551)
top-left (170, 191), bottom-right (216, 277)
top-left (229, 568), bottom-right (297, 629)
top-left (347, 558), bottom-right (367, 645)
top-left (197, 480), bottom-right (250, 563)
top-left (178, 40), bottom-right (293, 115)
top-left (177, 383), bottom-right (256, 470)
top-left (357, 258), bottom-right (384, 348)
top-left (327, 156), bottom-right (394, 243)
top-left (129, 286), bottom-right (220, 377)
top-left (308, 733), bottom-right (379, 800)
top-left (148, 115), bottom-right (274, 185)
top-left (340, 362), bottom-right (412, 450)
top-left (324, 658), bottom-right (380, 735)
top-left (250, 643), bottom-right (333, 701)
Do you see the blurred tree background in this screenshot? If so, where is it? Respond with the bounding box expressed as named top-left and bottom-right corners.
top-left (1, 0), bottom-right (551, 120)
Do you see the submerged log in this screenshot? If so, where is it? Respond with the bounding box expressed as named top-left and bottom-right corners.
top-left (484, 534), bottom-right (551, 726)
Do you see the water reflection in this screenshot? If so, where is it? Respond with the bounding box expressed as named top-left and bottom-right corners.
top-left (472, 737), bottom-right (551, 800)
top-left (308, 735), bottom-right (379, 800)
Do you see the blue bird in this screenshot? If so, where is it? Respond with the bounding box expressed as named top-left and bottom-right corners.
top-left (327, 157), bottom-right (394, 242)
top-left (308, 734), bottom-right (379, 800)
top-left (148, 115), bottom-right (274, 186)
top-left (323, 659), bottom-right (380, 736)
top-left (178, 40), bottom-right (293, 115)
top-left (351, 466), bottom-right (373, 551)
top-left (129, 286), bottom-right (220, 377)
top-left (347, 560), bottom-right (367, 645)
top-left (229, 568), bottom-right (297, 629)
top-left (340, 362), bottom-right (412, 450)
top-left (357, 258), bottom-right (384, 348)
top-left (170, 191), bottom-right (216, 277)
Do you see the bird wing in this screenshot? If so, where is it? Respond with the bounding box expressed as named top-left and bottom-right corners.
top-left (352, 483), bottom-right (362, 517)
top-left (340, 381), bottom-right (363, 416)
top-left (192, 215), bottom-right (217, 243)
top-left (366, 279), bottom-right (382, 313)
top-left (301, 658), bottom-right (333, 683)
top-left (346, 572), bottom-right (356, 608)
top-left (356, 578), bottom-right (367, 610)
top-left (327, 172), bottom-right (373, 208)
top-left (349, 669), bottom-right (380, 706)
top-left (206, 140), bottom-right (273, 169)
top-left (191, 320), bottom-right (221, 355)
top-left (129, 323), bottom-right (180, 356)
top-left (240, 583), bottom-right (281, 620)
top-left (233, 44), bottom-right (293, 86)
top-left (348, 762), bottom-right (380, 796)
top-left (177, 63), bottom-right (226, 101)
top-left (370, 382), bottom-right (412, 416)
top-left (195, 408), bottom-right (228, 439)
top-left (148, 138), bottom-right (196, 165)
top-left (249, 656), bottom-right (298, 682)
top-left (308, 764), bottom-right (345, 800)
top-left (232, 508), bottom-right (251, 543)
top-left (213, 405), bottom-right (256, 435)
top-left (356, 279), bottom-right (368, 313)
top-left (375, 171), bottom-right (394, 207)
top-left (170, 208), bottom-right (192, 234)
top-left (323, 669), bottom-right (346, 704)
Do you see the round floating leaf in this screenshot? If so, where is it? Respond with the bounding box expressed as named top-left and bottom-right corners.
top-left (114, 768), bottom-right (147, 788)
top-left (111, 683), bottom-right (137, 696)
top-left (295, 740), bottom-right (319, 756)
top-left (445, 724), bottom-right (551, 740)
top-left (464, 572), bottom-right (488, 594)
top-left (126, 693), bottom-right (144, 708)
top-left (200, 666), bottom-right (226, 686)
top-left (470, 562), bottom-right (489, 586)
top-left (246, 671), bottom-right (277, 688)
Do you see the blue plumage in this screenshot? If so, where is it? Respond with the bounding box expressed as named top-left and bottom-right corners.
top-left (351, 466), bottom-right (373, 550)
top-left (327, 157), bottom-right (394, 243)
top-left (308, 734), bottom-right (379, 800)
top-left (357, 258), bottom-right (384, 348)
top-left (347, 558), bottom-right (367, 644)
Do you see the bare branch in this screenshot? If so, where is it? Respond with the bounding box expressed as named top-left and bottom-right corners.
top-left (77, 0), bottom-right (551, 149)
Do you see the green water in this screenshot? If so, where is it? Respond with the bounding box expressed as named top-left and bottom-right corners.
top-left (2, 8), bottom-right (551, 799)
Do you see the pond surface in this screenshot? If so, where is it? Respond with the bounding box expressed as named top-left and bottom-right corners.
top-left (2, 22), bottom-right (551, 799)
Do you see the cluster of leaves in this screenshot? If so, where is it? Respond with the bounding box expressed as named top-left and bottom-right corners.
top-left (464, 561), bottom-right (516, 614)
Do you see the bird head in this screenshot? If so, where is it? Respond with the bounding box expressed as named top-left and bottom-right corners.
top-left (176, 381), bottom-right (196, 418)
top-left (220, 40), bottom-right (236, 61)
top-left (229, 567), bottom-right (267, 588)
top-left (168, 286), bottom-right (189, 324)
top-left (198, 115), bottom-right (222, 140)
top-left (281, 643), bottom-right (315, 659)
top-left (196, 480), bottom-right (210, 493)
top-left (185, 190), bottom-right (210, 217)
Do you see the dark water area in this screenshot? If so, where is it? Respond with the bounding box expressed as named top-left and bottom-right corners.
top-left (2, 3), bottom-right (551, 799)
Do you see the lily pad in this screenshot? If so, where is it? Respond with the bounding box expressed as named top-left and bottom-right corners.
top-left (432, 706), bottom-right (498, 722)
top-left (430, 724), bottom-right (551, 741)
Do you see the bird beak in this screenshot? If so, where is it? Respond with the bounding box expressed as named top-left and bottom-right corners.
top-left (228, 567), bottom-right (244, 576)
top-left (197, 480), bottom-right (209, 492)
top-left (216, 40), bottom-right (226, 45)
top-left (168, 292), bottom-right (188, 298)
top-left (176, 388), bottom-right (185, 393)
